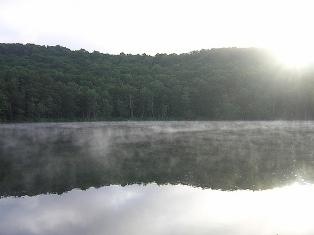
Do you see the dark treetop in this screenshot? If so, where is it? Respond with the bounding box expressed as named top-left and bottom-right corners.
top-left (1, 43), bottom-right (314, 122)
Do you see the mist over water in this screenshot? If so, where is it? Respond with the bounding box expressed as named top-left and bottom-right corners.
top-left (1, 121), bottom-right (314, 235)
top-left (1, 121), bottom-right (314, 196)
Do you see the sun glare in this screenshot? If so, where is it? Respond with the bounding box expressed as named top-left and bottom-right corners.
top-left (271, 47), bottom-right (314, 68)
top-left (257, 0), bottom-right (314, 68)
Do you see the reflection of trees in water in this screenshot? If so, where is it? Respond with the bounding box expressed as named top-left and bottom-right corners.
top-left (1, 122), bottom-right (314, 197)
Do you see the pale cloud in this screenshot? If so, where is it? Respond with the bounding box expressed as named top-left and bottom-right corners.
top-left (0, 0), bottom-right (314, 59)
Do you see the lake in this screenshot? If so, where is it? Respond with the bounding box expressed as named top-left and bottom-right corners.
top-left (1, 121), bottom-right (314, 235)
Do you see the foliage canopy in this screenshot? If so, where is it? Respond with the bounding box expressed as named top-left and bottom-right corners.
top-left (1, 43), bottom-right (314, 122)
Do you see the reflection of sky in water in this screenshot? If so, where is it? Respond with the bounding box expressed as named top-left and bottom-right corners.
top-left (1, 183), bottom-right (314, 235)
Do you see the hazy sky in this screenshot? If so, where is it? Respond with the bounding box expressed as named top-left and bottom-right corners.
top-left (0, 0), bottom-right (313, 59)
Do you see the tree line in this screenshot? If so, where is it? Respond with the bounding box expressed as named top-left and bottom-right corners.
top-left (0, 43), bottom-right (314, 122)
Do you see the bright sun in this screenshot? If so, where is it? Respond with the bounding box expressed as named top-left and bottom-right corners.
top-left (271, 46), bottom-right (314, 68)
top-left (260, 0), bottom-right (314, 68)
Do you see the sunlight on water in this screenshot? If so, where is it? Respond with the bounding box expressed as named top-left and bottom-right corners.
top-left (1, 183), bottom-right (314, 235)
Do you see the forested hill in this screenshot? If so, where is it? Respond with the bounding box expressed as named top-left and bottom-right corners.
top-left (0, 43), bottom-right (314, 122)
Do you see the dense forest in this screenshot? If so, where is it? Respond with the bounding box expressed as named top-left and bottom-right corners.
top-left (0, 43), bottom-right (314, 122)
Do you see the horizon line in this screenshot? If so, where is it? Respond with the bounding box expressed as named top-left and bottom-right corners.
top-left (0, 42), bottom-right (268, 57)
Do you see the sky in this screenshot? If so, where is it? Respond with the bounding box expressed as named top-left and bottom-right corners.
top-left (0, 0), bottom-right (314, 64)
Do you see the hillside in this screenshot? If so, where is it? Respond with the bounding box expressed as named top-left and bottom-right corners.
top-left (0, 43), bottom-right (313, 122)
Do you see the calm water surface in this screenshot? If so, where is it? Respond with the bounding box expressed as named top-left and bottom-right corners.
top-left (1, 121), bottom-right (314, 235)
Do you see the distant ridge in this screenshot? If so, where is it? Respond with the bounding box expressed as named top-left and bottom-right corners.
top-left (0, 43), bottom-right (313, 122)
